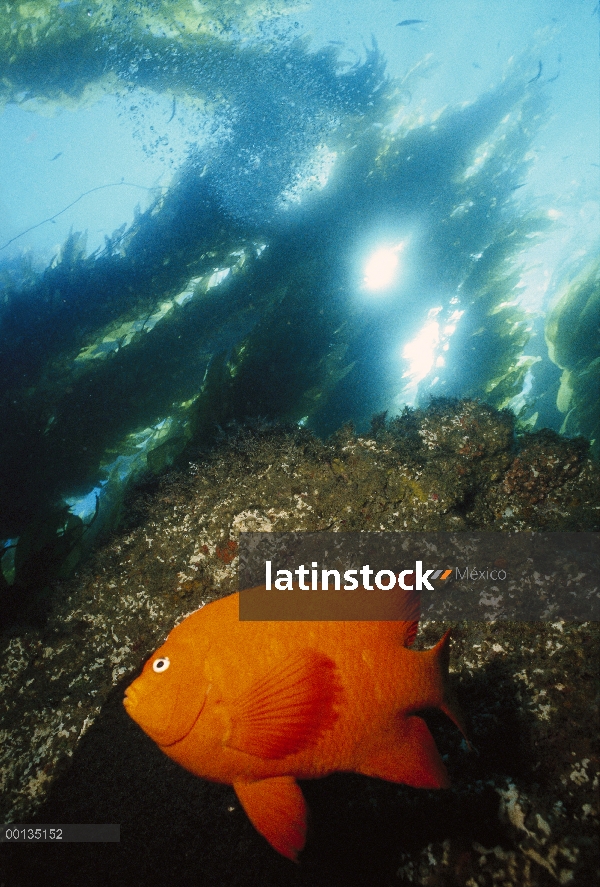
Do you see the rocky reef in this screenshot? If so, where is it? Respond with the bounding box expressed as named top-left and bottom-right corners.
top-left (0, 400), bottom-right (598, 886)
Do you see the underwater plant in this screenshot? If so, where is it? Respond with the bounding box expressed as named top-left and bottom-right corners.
top-left (545, 256), bottom-right (600, 458)
top-left (0, 0), bottom-right (589, 591)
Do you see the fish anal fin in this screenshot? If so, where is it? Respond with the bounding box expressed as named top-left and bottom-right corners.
top-left (228, 650), bottom-right (340, 759)
top-left (234, 777), bottom-right (307, 861)
top-left (357, 715), bottom-right (450, 789)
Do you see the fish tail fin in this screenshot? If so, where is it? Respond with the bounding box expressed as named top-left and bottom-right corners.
top-left (432, 629), bottom-right (471, 749)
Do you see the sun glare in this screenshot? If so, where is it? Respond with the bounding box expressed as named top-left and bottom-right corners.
top-left (400, 306), bottom-right (465, 403)
top-left (363, 241), bottom-right (405, 290)
top-left (402, 317), bottom-right (440, 383)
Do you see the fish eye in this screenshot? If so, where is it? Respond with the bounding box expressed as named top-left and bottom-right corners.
top-left (153, 657), bottom-right (170, 673)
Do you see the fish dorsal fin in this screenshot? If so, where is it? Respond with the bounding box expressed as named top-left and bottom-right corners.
top-left (233, 777), bottom-right (307, 861)
top-left (402, 619), bottom-right (419, 647)
top-left (434, 629), bottom-right (471, 747)
top-left (393, 583), bottom-right (420, 646)
top-left (228, 649), bottom-right (340, 759)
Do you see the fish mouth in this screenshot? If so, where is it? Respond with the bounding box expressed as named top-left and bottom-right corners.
top-left (123, 687), bottom-right (136, 710)
top-left (122, 683), bottom-right (209, 747)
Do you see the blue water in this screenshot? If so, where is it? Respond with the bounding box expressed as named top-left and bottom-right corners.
top-left (0, 0), bottom-right (598, 557)
top-left (2, 2), bottom-right (596, 268)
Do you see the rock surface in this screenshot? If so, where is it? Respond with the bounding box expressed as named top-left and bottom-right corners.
top-left (1, 401), bottom-right (598, 886)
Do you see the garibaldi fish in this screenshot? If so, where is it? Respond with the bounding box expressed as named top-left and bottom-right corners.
top-left (124, 589), bottom-right (467, 860)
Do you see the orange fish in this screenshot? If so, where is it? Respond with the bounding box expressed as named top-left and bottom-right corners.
top-left (124, 590), bottom-right (467, 860)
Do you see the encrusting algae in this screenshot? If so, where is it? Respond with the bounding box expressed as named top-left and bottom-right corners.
top-left (1, 402), bottom-right (598, 886)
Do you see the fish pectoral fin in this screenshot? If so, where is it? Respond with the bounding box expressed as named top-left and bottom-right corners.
top-left (227, 649), bottom-right (340, 759)
top-left (233, 777), bottom-right (307, 861)
top-left (357, 715), bottom-right (450, 789)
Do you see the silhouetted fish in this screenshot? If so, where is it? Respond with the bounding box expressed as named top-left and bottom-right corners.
top-left (528, 61), bottom-right (543, 84)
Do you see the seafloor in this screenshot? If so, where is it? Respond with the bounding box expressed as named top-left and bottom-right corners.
top-left (0, 400), bottom-right (598, 886)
